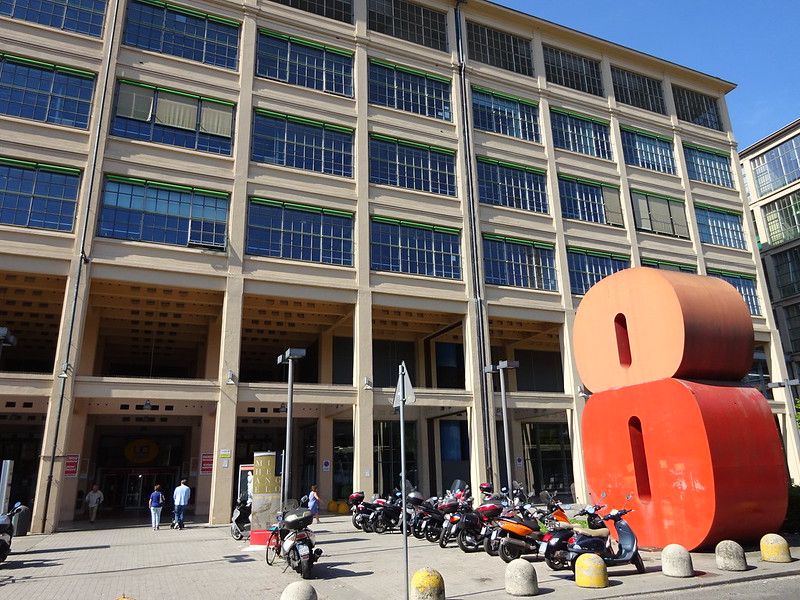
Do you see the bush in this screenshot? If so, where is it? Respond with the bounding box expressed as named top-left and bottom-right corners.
top-left (782, 484), bottom-right (800, 533)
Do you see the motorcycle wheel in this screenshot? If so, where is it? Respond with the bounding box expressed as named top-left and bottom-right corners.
top-left (362, 518), bottom-right (374, 533)
top-left (300, 556), bottom-right (312, 579)
top-left (265, 531), bottom-right (279, 566)
top-left (499, 540), bottom-right (523, 563)
top-left (545, 555), bottom-right (569, 571)
top-left (352, 513), bottom-right (361, 530)
top-left (425, 525), bottom-right (440, 543)
top-left (412, 521), bottom-right (425, 539)
top-left (373, 518), bottom-right (388, 534)
top-left (231, 524), bottom-right (243, 541)
top-left (457, 529), bottom-right (480, 553)
top-left (632, 551), bottom-right (646, 574)
top-left (438, 527), bottom-right (449, 548)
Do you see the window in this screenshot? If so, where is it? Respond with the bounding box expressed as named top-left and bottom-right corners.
top-left (371, 217), bottom-right (461, 279)
top-left (751, 133), bottom-right (800, 196)
top-left (269, 0), bottom-right (352, 23)
top-left (620, 128), bottom-right (675, 174)
top-left (684, 145), bottom-right (734, 188)
top-left (764, 191), bottom-right (800, 245)
top-left (483, 236), bottom-right (557, 291)
top-left (369, 60), bottom-right (450, 120)
top-left (785, 303), bottom-right (800, 352)
top-left (471, 88), bottom-right (539, 141)
top-left (98, 175), bottom-right (228, 249)
top-left (695, 204), bottom-right (746, 249)
top-left (0, 156), bottom-right (80, 231)
top-left (0, 53), bottom-right (94, 128)
top-left (369, 135), bottom-right (455, 195)
top-left (477, 157), bottom-right (547, 213)
top-left (367, 0), bottom-right (447, 52)
top-left (707, 270), bottom-right (760, 315)
top-left (123, 0), bottom-right (239, 69)
top-left (641, 259), bottom-right (696, 273)
top-left (542, 45), bottom-right (603, 96)
top-left (252, 111), bottom-right (353, 177)
top-left (256, 31), bottom-right (353, 96)
top-left (567, 248), bottom-right (629, 295)
top-left (558, 176), bottom-right (623, 226)
top-left (246, 198), bottom-right (353, 266)
top-left (773, 246), bottom-right (800, 299)
top-left (611, 66), bottom-right (665, 114)
top-left (550, 109), bottom-right (611, 159)
top-left (673, 86), bottom-right (722, 131)
top-left (631, 191), bottom-right (689, 238)
top-left (466, 21), bottom-right (532, 76)
top-left (1, 0), bottom-right (105, 37)
top-left (112, 81), bottom-right (233, 155)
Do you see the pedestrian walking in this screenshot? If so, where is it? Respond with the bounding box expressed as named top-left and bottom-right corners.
top-left (308, 484), bottom-right (322, 524)
top-left (84, 484), bottom-right (104, 524)
top-left (148, 484), bottom-right (165, 530)
top-left (172, 478), bottom-right (191, 529)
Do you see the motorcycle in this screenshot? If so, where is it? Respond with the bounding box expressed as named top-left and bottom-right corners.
top-left (348, 491), bottom-right (365, 529)
top-left (265, 503), bottom-right (323, 579)
top-left (542, 498), bottom-right (604, 571)
top-left (482, 482), bottom-right (529, 556)
top-left (438, 483), bottom-right (472, 548)
top-left (230, 496), bottom-right (252, 540)
top-left (497, 498), bottom-right (572, 563)
top-left (1, 502), bottom-right (24, 563)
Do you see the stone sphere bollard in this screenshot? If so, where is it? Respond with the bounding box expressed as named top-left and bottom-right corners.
top-left (574, 553), bottom-right (608, 588)
top-left (661, 544), bottom-right (694, 577)
top-left (505, 558), bottom-right (539, 596)
top-left (338, 502), bottom-right (350, 514)
top-left (410, 567), bottom-right (445, 600)
top-left (280, 581), bottom-right (318, 600)
top-left (715, 540), bottom-right (748, 571)
top-left (327, 500), bottom-right (338, 512)
top-left (760, 533), bottom-right (792, 563)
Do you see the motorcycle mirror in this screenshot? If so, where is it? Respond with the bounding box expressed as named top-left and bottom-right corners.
top-left (586, 505), bottom-right (595, 513)
top-left (600, 492), bottom-right (607, 499)
top-left (563, 504), bottom-right (571, 509)
top-left (13, 501), bottom-right (21, 508)
top-left (523, 503), bottom-right (532, 510)
top-left (501, 487), bottom-right (508, 493)
top-left (625, 493), bottom-right (632, 501)
top-left (610, 509), bottom-right (619, 515)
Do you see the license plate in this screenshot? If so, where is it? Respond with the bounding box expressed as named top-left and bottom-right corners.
top-left (538, 541), bottom-right (547, 554)
top-left (298, 544), bottom-right (310, 557)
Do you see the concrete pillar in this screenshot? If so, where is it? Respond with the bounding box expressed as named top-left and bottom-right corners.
top-left (318, 415), bottom-right (334, 502)
top-left (353, 289), bottom-right (374, 496)
top-left (60, 402), bottom-right (88, 523)
top-left (208, 388), bottom-right (237, 525)
top-left (194, 404), bottom-right (217, 517)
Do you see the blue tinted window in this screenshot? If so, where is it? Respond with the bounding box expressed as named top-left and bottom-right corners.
top-left (1, 0), bottom-right (106, 36)
top-left (695, 206), bottom-right (745, 249)
top-left (371, 219), bottom-right (461, 279)
top-left (551, 110), bottom-right (611, 159)
top-left (0, 158), bottom-right (80, 231)
top-left (369, 137), bottom-right (455, 195)
top-left (472, 89), bottom-right (539, 141)
top-left (620, 129), bottom-right (675, 174)
top-left (98, 177), bottom-right (228, 249)
top-left (123, 1), bottom-right (239, 69)
top-left (559, 178), bottom-right (624, 226)
top-left (477, 160), bottom-right (547, 213)
top-left (483, 237), bottom-right (556, 290)
top-left (246, 198), bottom-right (353, 266)
top-left (369, 61), bottom-right (450, 120)
top-left (269, 0), bottom-right (352, 24)
top-left (684, 146), bottom-right (733, 188)
top-left (709, 272), bottom-right (760, 315)
top-left (567, 250), bottom-right (628, 295)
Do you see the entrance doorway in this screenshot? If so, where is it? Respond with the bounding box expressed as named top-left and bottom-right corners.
top-left (97, 468), bottom-right (179, 510)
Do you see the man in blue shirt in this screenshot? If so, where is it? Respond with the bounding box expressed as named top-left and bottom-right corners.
top-left (172, 479), bottom-right (191, 530)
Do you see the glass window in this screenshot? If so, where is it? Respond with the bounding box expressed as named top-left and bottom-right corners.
top-left (550, 110), bottom-right (611, 159)
top-left (477, 158), bottom-right (547, 213)
top-left (252, 111), bottom-right (353, 177)
top-left (369, 136), bottom-right (455, 195)
top-left (708, 271), bottom-right (760, 315)
top-left (695, 205), bottom-right (746, 249)
top-left (785, 303), bottom-right (800, 352)
top-left (371, 218), bottom-right (461, 279)
top-left (112, 81), bottom-right (233, 155)
top-left (367, 0), bottom-right (447, 52)
top-left (620, 128), bottom-right (675, 174)
top-left (567, 249), bottom-right (629, 295)
top-left (0, 54), bottom-right (94, 128)
top-left (246, 198), bottom-right (353, 266)
top-left (611, 66), bottom-right (665, 114)
top-left (773, 246), bottom-right (800, 299)
top-left (0, 157), bottom-right (80, 231)
top-left (684, 145), bottom-right (734, 188)
top-left (641, 259), bottom-right (696, 273)
top-left (483, 236), bottom-right (557, 291)
top-left (542, 45), bottom-right (603, 97)
top-left (631, 191), bottom-right (689, 238)
top-left (256, 31), bottom-right (353, 97)
top-left (751, 133), bottom-right (800, 196)
top-left (558, 177), bottom-right (623, 226)
top-left (269, 0), bottom-right (352, 23)
top-left (369, 60), bottom-right (450, 120)
top-left (466, 21), bottom-right (532, 76)
top-left (673, 86), bottom-right (722, 131)
top-left (123, 0), bottom-right (239, 69)
top-left (764, 190), bottom-right (800, 246)
top-left (471, 88), bottom-right (539, 141)
top-left (98, 176), bottom-right (229, 249)
top-left (1, 0), bottom-right (106, 37)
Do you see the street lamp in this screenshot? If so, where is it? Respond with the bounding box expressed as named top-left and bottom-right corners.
top-left (484, 360), bottom-right (519, 491)
top-left (277, 347), bottom-right (306, 513)
top-left (0, 327), bottom-right (17, 363)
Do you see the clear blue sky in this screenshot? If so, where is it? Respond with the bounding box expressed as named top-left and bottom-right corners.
top-left (491, 0), bottom-right (799, 150)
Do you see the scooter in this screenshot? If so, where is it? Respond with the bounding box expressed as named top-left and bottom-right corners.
top-left (498, 498), bottom-right (572, 563)
top-left (1, 502), bottom-right (24, 563)
top-left (541, 499), bottom-right (604, 570)
top-left (230, 497), bottom-right (252, 540)
top-left (348, 491), bottom-right (365, 529)
top-left (265, 504), bottom-right (323, 580)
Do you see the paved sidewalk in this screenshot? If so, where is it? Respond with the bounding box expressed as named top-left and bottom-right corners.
top-left (1, 513), bottom-right (798, 599)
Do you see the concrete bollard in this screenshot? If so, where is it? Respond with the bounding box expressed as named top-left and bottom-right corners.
top-left (338, 502), bottom-right (350, 514)
top-left (715, 540), bottom-right (748, 571)
top-left (574, 554), bottom-right (608, 588)
top-left (410, 567), bottom-right (445, 600)
top-left (505, 558), bottom-right (539, 596)
top-left (661, 544), bottom-right (694, 577)
top-left (280, 581), bottom-right (318, 600)
top-left (327, 500), bottom-right (338, 512)
top-left (760, 533), bottom-right (792, 563)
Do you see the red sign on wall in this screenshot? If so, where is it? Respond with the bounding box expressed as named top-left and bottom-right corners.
top-left (64, 454), bottom-right (80, 478)
top-left (200, 453), bottom-right (214, 475)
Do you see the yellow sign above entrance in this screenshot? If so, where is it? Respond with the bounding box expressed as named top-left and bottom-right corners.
top-left (124, 439), bottom-right (159, 464)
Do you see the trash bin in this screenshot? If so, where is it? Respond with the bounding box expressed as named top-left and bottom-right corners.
top-left (12, 505), bottom-right (31, 537)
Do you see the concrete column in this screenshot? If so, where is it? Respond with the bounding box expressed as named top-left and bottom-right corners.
top-left (60, 401), bottom-right (88, 523)
top-left (318, 415), bottom-right (334, 501)
top-left (353, 291), bottom-right (375, 495)
top-left (194, 404), bottom-right (217, 517)
top-left (208, 388), bottom-right (237, 524)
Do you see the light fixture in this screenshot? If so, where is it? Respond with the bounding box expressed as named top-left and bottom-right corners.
top-left (363, 377), bottom-right (373, 391)
top-left (143, 399), bottom-right (152, 410)
top-left (57, 363), bottom-right (73, 379)
top-left (226, 369), bottom-right (236, 385)
top-left (278, 402), bottom-right (287, 413)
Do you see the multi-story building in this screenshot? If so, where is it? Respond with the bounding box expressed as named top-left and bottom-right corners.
top-left (1, 0), bottom-right (797, 532)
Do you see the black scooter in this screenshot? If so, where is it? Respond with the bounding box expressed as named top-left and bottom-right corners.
top-left (1, 502), bottom-right (24, 563)
top-left (230, 497), bottom-right (252, 540)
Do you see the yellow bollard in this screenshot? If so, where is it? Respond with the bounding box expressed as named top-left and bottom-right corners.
top-left (574, 554), bottom-right (609, 588)
top-left (338, 502), bottom-right (350, 514)
top-left (760, 533), bottom-right (792, 563)
top-left (410, 567), bottom-right (445, 600)
top-left (327, 500), bottom-right (338, 512)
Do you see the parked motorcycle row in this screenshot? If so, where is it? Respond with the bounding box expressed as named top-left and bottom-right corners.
top-left (1, 502), bottom-right (25, 563)
top-left (349, 482), bottom-right (646, 574)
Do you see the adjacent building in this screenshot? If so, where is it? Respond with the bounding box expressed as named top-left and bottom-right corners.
top-left (1, 0), bottom-right (797, 532)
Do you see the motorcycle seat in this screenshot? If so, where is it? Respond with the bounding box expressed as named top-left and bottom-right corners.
top-left (573, 525), bottom-right (610, 538)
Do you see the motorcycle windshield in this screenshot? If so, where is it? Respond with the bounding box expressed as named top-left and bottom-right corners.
top-left (450, 479), bottom-right (467, 493)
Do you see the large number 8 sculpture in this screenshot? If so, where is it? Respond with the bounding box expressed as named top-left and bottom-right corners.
top-left (573, 267), bottom-right (787, 550)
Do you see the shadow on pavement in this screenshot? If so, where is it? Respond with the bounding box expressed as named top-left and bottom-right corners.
top-left (309, 561), bottom-right (373, 579)
top-left (16, 545), bottom-right (110, 554)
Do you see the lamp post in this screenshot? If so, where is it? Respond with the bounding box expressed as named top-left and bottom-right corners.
top-left (277, 348), bottom-right (306, 513)
top-left (484, 360), bottom-right (519, 491)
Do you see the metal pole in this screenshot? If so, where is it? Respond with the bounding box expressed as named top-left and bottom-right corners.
top-left (499, 366), bottom-right (513, 491)
top-left (281, 357), bottom-right (296, 512)
top-left (399, 363), bottom-right (409, 600)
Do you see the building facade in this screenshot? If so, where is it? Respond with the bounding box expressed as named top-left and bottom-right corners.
top-left (1, 0), bottom-right (797, 532)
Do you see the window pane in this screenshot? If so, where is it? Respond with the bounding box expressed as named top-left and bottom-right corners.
top-left (155, 91), bottom-right (197, 130)
top-left (673, 86), bottom-right (722, 130)
top-left (269, 0), bottom-right (353, 24)
top-left (1, 0), bottom-right (105, 37)
top-left (466, 21), bottom-right (532, 76)
top-left (543, 45), bottom-right (603, 96)
top-left (611, 66), bottom-right (665, 114)
top-left (117, 82), bottom-right (153, 120)
top-left (0, 159), bottom-right (80, 231)
top-left (367, 0), bottom-right (447, 52)
top-left (200, 102), bottom-right (232, 137)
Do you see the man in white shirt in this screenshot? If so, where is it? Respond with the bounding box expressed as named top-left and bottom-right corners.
top-left (172, 479), bottom-right (191, 529)
top-left (85, 484), bottom-right (104, 524)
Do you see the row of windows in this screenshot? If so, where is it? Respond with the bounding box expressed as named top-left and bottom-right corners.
top-left (1, 0), bottom-right (106, 37)
top-left (764, 190), bottom-right (800, 246)
top-left (785, 303), bottom-right (800, 352)
top-left (750, 132), bottom-right (800, 197)
top-left (773, 246), bottom-right (800, 300)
